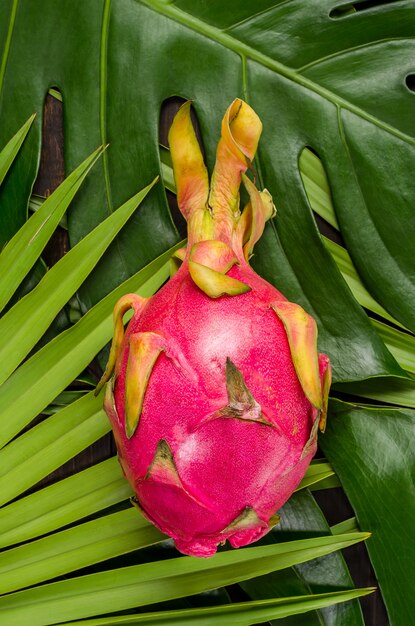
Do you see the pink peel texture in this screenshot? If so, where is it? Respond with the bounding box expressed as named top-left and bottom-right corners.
top-left (98, 99), bottom-right (331, 558)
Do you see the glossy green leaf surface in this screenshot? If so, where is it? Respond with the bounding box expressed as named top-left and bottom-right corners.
top-left (0, 146), bottom-right (103, 313)
top-left (0, 392), bottom-right (109, 507)
top-left (243, 489), bottom-right (365, 626)
top-left (331, 518), bottom-right (359, 537)
top-left (0, 508), bottom-right (164, 595)
top-left (322, 237), bottom-right (406, 330)
top-left (0, 101), bottom-right (39, 246)
top-left (370, 319), bottom-right (415, 375)
top-left (44, 389), bottom-right (89, 415)
top-left (334, 377), bottom-right (415, 409)
top-left (294, 461), bottom-right (335, 493)
top-left (0, 3), bottom-right (414, 624)
top-left (0, 244), bottom-right (180, 448)
top-left (0, 452), bottom-right (331, 551)
top-left (0, 0), bottom-right (413, 382)
top-left (59, 589), bottom-right (374, 626)
top-left (0, 457), bottom-right (132, 550)
top-left (0, 177), bottom-right (157, 385)
top-left (299, 147), bottom-right (339, 230)
top-left (0, 533), bottom-right (368, 625)
top-left (321, 400), bottom-right (415, 626)
top-left (0, 0), bottom-right (180, 308)
top-left (0, 113), bottom-right (34, 186)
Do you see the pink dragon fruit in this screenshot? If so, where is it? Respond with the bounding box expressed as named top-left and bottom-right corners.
top-left (96, 99), bottom-right (331, 557)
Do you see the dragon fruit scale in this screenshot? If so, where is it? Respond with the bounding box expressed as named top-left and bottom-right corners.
top-left (96, 99), bottom-right (332, 557)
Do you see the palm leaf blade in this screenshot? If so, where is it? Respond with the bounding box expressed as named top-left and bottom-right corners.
top-left (0, 177), bottom-right (157, 384)
top-left (0, 113), bottom-right (35, 186)
top-left (0, 392), bottom-right (108, 506)
top-left (321, 400), bottom-right (415, 625)
top-left (0, 145), bottom-right (104, 312)
top-left (59, 589), bottom-right (375, 626)
top-left (0, 533), bottom-right (369, 625)
top-left (0, 243), bottom-right (181, 448)
top-left (0, 457), bottom-right (131, 550)
top-left (0, 508), bottom-right (164, 595)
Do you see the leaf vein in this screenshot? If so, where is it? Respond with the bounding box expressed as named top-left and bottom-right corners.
top-left (297, 36), bottom-right (415, 73)
top-left (100, 0), bottom-right (113, 214)
top-left (337, 107), bottom-right (415, 283)
top-left (0, 0), bottom-right (19, 101)
top-left (139, 0), bottom-right (415, 147)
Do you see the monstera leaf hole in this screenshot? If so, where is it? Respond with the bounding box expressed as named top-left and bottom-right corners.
top-left (298, 146), bottom-right (344, 245)
top-left (33, 89), bottom-right (64, 201)
top-left (329, 0), bottom-right (398, 19)
top-left (405, 74), bottom-right (415, 93)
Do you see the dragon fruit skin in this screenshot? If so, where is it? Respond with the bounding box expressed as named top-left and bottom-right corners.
top-left (97, 99), bottom-right (331, 557)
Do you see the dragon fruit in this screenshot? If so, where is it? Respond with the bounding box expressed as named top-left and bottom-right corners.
top-left (96, 99), bottom-right (331, 557)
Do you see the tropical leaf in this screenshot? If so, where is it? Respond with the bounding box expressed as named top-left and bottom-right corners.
top-left (1, 0), bottom-right (413, 383)
top-left (321, 400), bottom-right (415, 626)
top-left (334, 376), bottom-right (415, 409)
top-left (0, 112), bottom-right (34, 186)
top-left (1, 2), bottom-right (414, 625)
top-left (0, 457), bottom-right (132, 550)
top-left (0, 146), bottom-right (104, 313)
top-left (242, 489), bottom-right (366, 626)
top-left (0, 533), bottom-right (369, 625)
top-left (0, 508), bottom-right (164, 595)
top-left (0, 456), bottom-right (332, 557)
top-left (59, 589), bottom-right (375, 626)
top-left (331, 517), bottom-right (359, 536)
top-left (0, 242), bottom-right (179, 448)
top-left (0, 176), bottom-right (157, 384)
top-left (0, 392), bottom-right (108, 507)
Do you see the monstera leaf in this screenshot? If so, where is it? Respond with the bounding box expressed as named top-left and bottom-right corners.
top-left (1, 0), bottom-right (414, 380)
top-left (0, 2), bottom-right (414, 625)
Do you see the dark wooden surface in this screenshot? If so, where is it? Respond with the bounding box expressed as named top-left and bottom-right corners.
top-left (33, 94), bottom-right (388, 626)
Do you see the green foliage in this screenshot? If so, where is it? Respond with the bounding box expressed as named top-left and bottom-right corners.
top-left (0, 120), bottom-right (372, 625)
top-left (0, 2), bottom-right (414, 625)
top-left (57, 589), bottom-right (375, 626)
top-left (321, 401), bottom-right (415, 626)
top-left (0, 534), bottom-right (370, 624)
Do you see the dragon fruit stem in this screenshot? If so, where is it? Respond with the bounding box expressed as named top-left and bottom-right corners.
top-left (169, 99), bottom-right (263, 250)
